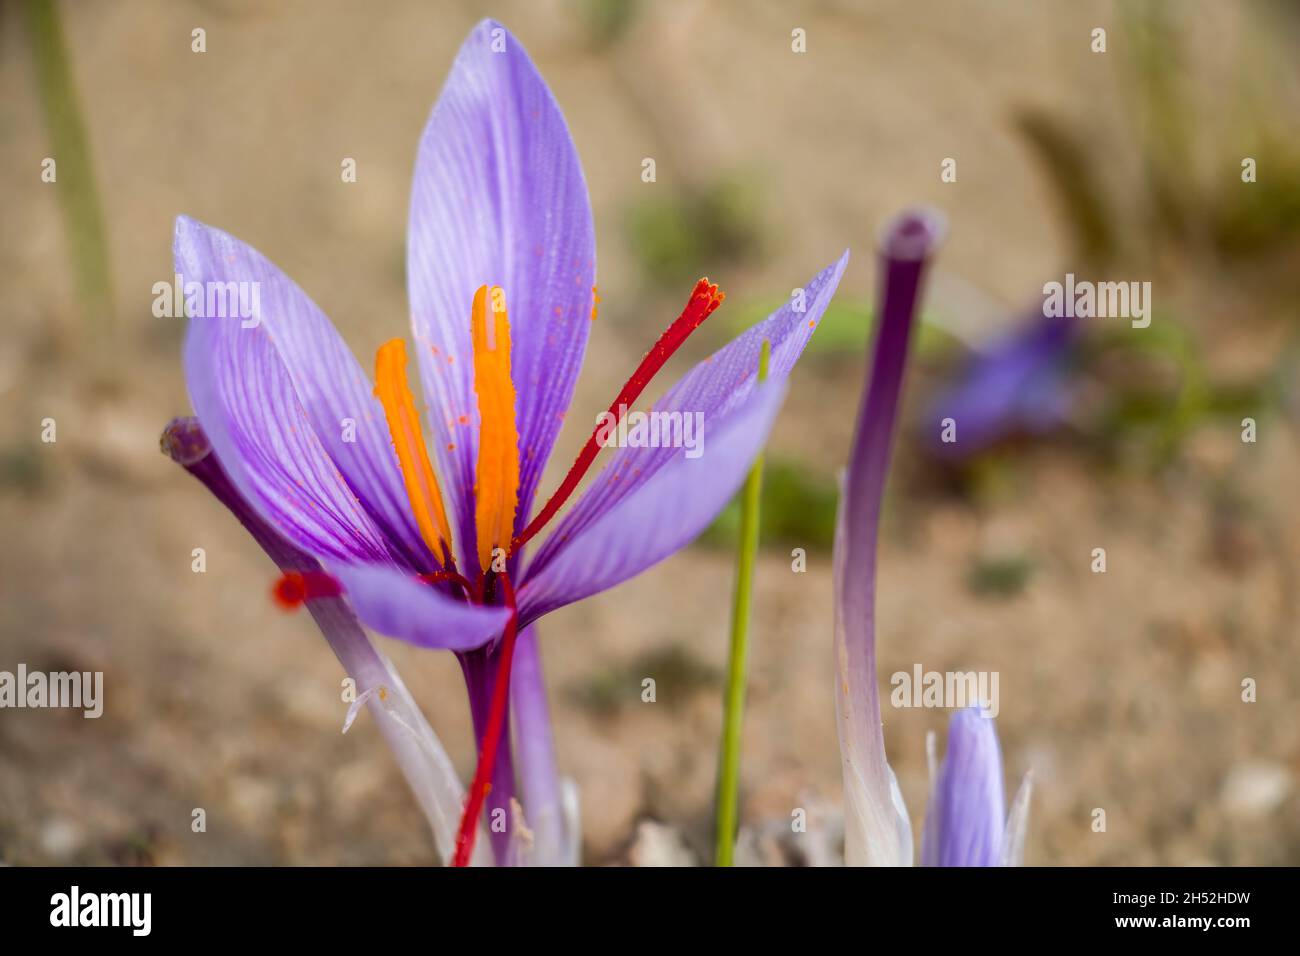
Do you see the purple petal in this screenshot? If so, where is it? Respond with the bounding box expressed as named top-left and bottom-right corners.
top-left (836, 209), bottom-right (944, 865)
top-left (516, 381), bottom-right (787, 625)
top-left (177, 216), bottom-right (428, 567)
top-left (921, 708), bottom-right (1006, 867)
top-left (330, 563), bottom-right (510, 652)
top-left (924, 308), bottom-right (1077, 458)
top-left (524, 252), bottom-right (850, 584)
top-left (408, 19), bottom-right (596, 570)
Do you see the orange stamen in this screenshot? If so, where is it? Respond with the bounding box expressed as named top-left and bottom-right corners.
top-left (470, 285), bottom-right (520, 572)
top-left (374, 338), bottom-right (454, 563)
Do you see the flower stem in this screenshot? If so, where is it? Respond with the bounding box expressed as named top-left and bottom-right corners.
top-left (452, 573), bottom-right (520, 867)
top-left (714, 338), bottom-right (770, 867)
top-left (511, 626), bottom-right (574, 865)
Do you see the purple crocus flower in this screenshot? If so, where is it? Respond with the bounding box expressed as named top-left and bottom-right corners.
top-left (169, 19), bottom-right (847, 866)
top-left (834, 209), bottom-right (1030, 866)
top-left (923, 307), bottom-right (1078, 459)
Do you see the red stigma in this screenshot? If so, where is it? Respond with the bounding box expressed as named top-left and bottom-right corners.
top-left (272, 570), bottom-right (342, 609)
top-left (418, 568), bottom-right (480, 603)
top-left (512, 278), bottom-right (725, 552)
top-left (451, 571), bottom-right (520, 867)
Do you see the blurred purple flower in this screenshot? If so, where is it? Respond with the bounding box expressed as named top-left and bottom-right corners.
top-left (167, 19), bottom-right (847, 865)
top-left (923, 309), bottom-right (1078, 458)
top-left (834, 209), bottom-right (1030, 866)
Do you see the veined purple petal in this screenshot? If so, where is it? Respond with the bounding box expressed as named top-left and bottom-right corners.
top-left (524, 252), bottom-right (850, 584)
top-left (836, 209), bottom-right (944, 865)
top-left (408, 19), bottom-right (596, 572)
top-left (177, 217), bottom-right (426, 567)
top-left (516, 381), bottom-right (787, 625)
top-left (161, 418), bottom-right (489, 865)
top-left (331, 563), bottom-right (510, 652)
top-left (920, 708), bottom-right (1006, 867)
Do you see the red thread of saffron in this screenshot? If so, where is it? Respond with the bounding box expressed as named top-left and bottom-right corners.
top-left (451, 571), bottom-right (519, 867)
top-left (512, 278), bottom-right (725, 552)
top-left (272, 570), bottom-right (343, 609)
top-left (418, 568), bottom-right (479, 599)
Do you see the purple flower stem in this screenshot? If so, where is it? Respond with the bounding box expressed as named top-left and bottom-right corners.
top-left (458, 645), bottom-right (518, 865)
top-left (509, 625), bottom-right (572, 865)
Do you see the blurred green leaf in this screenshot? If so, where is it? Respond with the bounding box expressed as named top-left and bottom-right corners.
top-left (1015, 109), bottom-right (1117, 268)
top-left (24, 0), bottom-right (115, 344)
top-left (624, 173), bottom-right (765, 288)
top-left (0, 443), bottom-right (47, 495)
top-left (966, 553), bottom-right (1034, 598)
top-left (721, 297), bottom-right (954, 360)
top-left (579, 0), bottom-right (640, 46)
top-left (568, 644), bottom-right (717, 715)
top-left (702, 457), bottom-right (839, 553)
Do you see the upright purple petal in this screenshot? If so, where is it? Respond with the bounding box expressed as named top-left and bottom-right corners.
top-left (523, 252), bottom-right (850, 591)
top-left (920, 708), bottom-right (1006, 867)
top-left (408, 19), bottom-right (596, 570)
top-left (177, 216), bottom-right (427, 567)
top-left (515, 381), bottom-right (786, 625)
top-left (836, 209), bottom-right (944, 865)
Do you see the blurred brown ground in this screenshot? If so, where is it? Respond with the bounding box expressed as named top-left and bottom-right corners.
top-left (1, 0), bottom-right (1298, 864)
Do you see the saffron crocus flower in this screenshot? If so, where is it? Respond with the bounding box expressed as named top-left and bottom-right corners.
top-left (834, 209), bottom-right (1030, 866)
top-left (923, 308), bottom-right (1078, 459)
top-left (171, 19), bottom-right (847, 866)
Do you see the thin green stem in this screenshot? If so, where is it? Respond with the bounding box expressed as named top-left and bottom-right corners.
top-left (714, 338), bottom-right (770, 866)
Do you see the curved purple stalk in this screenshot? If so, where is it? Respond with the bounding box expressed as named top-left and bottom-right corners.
top-left (835, 210), bottom-right (945, 865)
